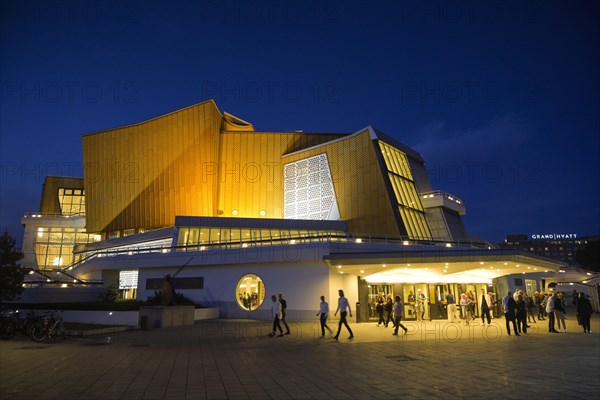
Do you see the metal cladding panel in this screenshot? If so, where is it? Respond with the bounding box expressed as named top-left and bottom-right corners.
top-left (217, 132), bottom-right (335, 219)
top-left (282, 130), bottom-right (400, 237)
top-left (82, 101), bottom-right (222, 233)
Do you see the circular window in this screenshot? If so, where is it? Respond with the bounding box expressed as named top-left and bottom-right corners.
top-left (236, 274), bottom-right (265, 311)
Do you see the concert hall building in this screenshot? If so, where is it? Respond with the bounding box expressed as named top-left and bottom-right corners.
top-left (20, 100), bottom-right (567, 321)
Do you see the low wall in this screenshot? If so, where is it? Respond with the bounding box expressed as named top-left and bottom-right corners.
top-left (62, 310), bottom-right (139, 326)
top-left (16, 308), bottom-right (220, 328)
top-left (195, 307), bottom-right (219, 320)
top-left (11, 287), bottom-right (105, 304)
top-left (140, 305), bottom-right (195, 329)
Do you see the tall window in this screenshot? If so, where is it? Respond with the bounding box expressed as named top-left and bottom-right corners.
top-left (58, 188), bottom-right (85, 215)
top-left (35, 227), bottom-right (101, 270)
top-left (378, 141), bottom-right (431, 240)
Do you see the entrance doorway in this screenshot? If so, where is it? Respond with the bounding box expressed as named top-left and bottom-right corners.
top-left (367, 284), bottom-right (393, 321)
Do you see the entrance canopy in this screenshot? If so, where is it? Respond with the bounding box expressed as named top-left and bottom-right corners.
top-left (323, 248), bottom-right (568, 284)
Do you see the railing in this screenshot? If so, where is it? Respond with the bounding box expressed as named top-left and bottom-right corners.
top-left (23, 212), bottom-right (85, 219)
top-left (61, 232), bottom-right (494, 275)
top-left (419, 190), bottom-right (464, 205)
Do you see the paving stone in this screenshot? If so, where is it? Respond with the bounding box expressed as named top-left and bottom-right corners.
top-left (1, 312), bottom-right (599, 399)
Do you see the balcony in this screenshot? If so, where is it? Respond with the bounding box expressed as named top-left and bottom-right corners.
top-left (419, 190), bottom-right (466, 215)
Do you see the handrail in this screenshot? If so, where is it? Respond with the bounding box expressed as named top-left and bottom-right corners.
top-left (61, 232), bottom-right (494, 274)
top-left (23, 212), bottom-right (85, 218)
top-left (419, 190), bottom-right (464, 205)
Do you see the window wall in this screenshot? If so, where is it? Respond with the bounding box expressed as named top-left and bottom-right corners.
top-left (378, 141), bottom-right (432, 240)
top-left (177, 227), bottom-right (346, 249)
top-left (58, 188), bottom-right (85, 215)
top-left (35, 227), bottom-right (101, 270)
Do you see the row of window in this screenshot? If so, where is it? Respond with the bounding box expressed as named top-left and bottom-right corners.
top-left (58, 188), bottom-right (85, 216)
top-left (177, 227), bottom-right (346, 248)
top-left (378, 141), bottom-right (431, 240)
top-left (35, 227), bottom-right (100, 270)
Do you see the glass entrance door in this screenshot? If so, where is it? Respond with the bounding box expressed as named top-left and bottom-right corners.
top-left (367, 284), bottom-right (393, 321)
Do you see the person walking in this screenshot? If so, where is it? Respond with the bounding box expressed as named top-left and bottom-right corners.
top-left (460, 293), bottom-right (472, 325)
top-left (467, 290), bottom-right (477, 320)
top-left (384, 295), bottom-right (394, 328)
top-left (576, 293), bottom-right (593, 333)
top-left (516, 294), bottom-right (528, 334)
top-left (525, 292), bottom-right (536, 324)
top-left (268, 294), bottom-right (284, 337)
top-left (535, 291), bottom-right (545, 320)
top-left (554, 292), bottom-right (567, 332)
top-left (375, 293), bottom-right (385, 326)
top-left (480, 288), bottom-right (492, 325)
top-left (546, 292), bottom-right (559, 333)
top-left (503, 291), bottom-right (519, 336)
top-left (315, 295), bottom-right (333, 338)
top-left (415, 289), bottom-right (426, 321)
top-left (446, 291), bottom-right (458, 322)
top-left (333, 289), bottom-right (354, 340)
top-left (278, 293), bottom-right (291, 335)
top-left (392, 295), bottom-right (408, 335)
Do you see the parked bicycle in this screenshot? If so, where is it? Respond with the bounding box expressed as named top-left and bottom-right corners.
top-left (31, 311), bottom-right (65, 342)
top-left (0, 309), bottom-right (39, 340)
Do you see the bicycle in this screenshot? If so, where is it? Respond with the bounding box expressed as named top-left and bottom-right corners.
top-left (31, 311), bottom-right (65, 342)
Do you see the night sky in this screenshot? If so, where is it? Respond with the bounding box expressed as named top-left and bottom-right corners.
top-left (1, 0), bottom-right (599, 245)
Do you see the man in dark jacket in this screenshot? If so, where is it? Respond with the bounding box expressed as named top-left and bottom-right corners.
top-left (576, 293), bottom-right (594, 333)
top-left (503, 291), bottom-right (519, 336)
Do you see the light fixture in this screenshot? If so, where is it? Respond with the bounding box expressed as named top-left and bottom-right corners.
top-left (232, 209), bottom-right (238, 216)
top-left (356, 238), bottom-right (362, 243)
top-left (337, 265), bottom-right (342, 268)
top-left (360, 270), bottom-right (364, 274)
top-left (260, 210), bottom-right (266, 216)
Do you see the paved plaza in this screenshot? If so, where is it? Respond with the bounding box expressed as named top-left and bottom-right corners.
top-left (1, 312), bottom-right (599, 400)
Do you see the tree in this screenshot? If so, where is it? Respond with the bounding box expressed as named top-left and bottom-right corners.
top-left (576, 239), bottom-right (600, 272)
top-left (0, 230), bottom-right (26, 303)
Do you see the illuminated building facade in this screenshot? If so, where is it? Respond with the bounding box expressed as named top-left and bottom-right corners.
top-left (502, 233), bottom-right (598, 267)
top-left (20, 100), bottom-right (567, 320)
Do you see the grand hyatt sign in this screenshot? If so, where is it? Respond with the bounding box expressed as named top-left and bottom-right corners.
top-left (531, 233), bottom-right (577, 240)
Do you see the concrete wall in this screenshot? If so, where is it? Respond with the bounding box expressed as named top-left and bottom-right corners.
top-left (11, 287), bottom-right (105, 304)
top-left (137, 260), bottom-right (332, 321)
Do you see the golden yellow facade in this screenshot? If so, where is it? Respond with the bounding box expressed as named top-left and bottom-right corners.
top-left (282, 130), bottom-right (401, 236)
top-left (82, 101), bottom-right (343, 235)
top-left (82, 100), bottom-right (431, 239)
top-left (82, 100), bottom-right (223, 233)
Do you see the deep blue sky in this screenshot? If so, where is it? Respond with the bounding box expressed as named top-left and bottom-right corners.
top-left (1, 0), bottom-right (599, 245)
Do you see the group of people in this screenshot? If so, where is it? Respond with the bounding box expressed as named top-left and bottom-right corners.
top-left (405, 289), bottom-right (427, 321)
top-left (444, 289), bottom-right (495, 325)
top-left (270, 288), bottom-right (594, 340)
top-left (268, 293), bottom-right (291, 337)
top-left (371, 293), bottom-right (411, 335)
top-left (502, 290), bottom-right (594, 335)
top-left (315, 289), bottom-right (355, 340)
top-left (270, 289), bottom-right (356, 340)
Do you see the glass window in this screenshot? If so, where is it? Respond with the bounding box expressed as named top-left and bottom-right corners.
top-left (235, 274), bottom-right (265, 311)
